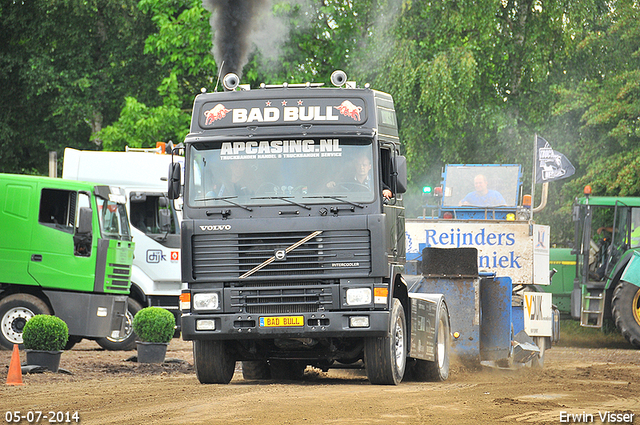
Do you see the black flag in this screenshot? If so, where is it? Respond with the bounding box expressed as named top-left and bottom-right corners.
top-left (535, 136), bottom-right (575, 183)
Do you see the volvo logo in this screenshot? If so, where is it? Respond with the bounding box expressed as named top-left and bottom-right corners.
top-left (199, 225), bottom-right (232, 231)
top-left (274, 249), bottom-right (287, 261)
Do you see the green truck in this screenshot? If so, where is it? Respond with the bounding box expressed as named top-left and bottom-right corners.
top-left (547, 189), bottom-right (640, 347)
top-left (0, 173), bottom-right (135, 349)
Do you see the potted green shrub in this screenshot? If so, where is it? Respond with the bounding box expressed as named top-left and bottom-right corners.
top-left (22, 314), bottom-right (68, 372)
top-left (132, 307), bottom-right (175, 363)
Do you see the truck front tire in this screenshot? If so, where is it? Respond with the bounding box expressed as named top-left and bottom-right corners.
top-left (0, 293), bottom-right (52, 350)
top-left (95, 298), bottom-right (142, 351)
top-left (364, 298), bottom-right (407, 385)
top-left (612, 282), bottom-right (640, 348)
top-left (194, 340), bottom-right (236, 384)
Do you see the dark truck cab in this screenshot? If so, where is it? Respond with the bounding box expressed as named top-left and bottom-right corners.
top-left (171, 73), bottom-right (415, 384)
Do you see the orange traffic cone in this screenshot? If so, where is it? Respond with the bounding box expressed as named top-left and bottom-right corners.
top-left (6, 344), bottom-right (24, 386)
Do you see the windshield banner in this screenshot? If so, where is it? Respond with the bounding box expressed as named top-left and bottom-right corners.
top-left (219, 139), bottom-right (343, 160)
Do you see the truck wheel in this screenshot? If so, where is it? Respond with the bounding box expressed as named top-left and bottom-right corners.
top-left (64, 336), bottom-right (83, 350)
top-left (364, 298), bottom-right (407, 385)
top-left (612, 282), bottom-right (640, 348)
top-left (411, 302), bottom-right (450, 381)
top-left (95, 298), bottom-right (142, 351)
top-left (242, 361), bottom-right (271, 380)
top-left (269, 360), bottom-right (306, 380)
top-left (193, 340), bottom-right (236, 384)
top-left (0, 293), bottom-right (52, 350)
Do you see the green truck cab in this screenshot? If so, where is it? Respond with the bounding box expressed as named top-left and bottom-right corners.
top-left (0, 173), bottom-right (135, 349)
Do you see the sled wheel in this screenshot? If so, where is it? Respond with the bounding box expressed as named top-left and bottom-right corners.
top-left (412, 301), bottom-right (450, 381)
top-left (269, 359), bottom-right (306, 380)
top-left (242, 360), bottom-right (271, 380)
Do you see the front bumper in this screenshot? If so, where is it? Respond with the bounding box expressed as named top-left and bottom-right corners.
top-left (181, 310), bottom-right (391, 340)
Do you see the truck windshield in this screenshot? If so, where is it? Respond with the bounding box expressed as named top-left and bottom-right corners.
top-left (187, 137), bottom-right (376, 207)
top-left (97, 198), bottom-right (131, 240)
top-left (442, 165), bottom-right (520, 207)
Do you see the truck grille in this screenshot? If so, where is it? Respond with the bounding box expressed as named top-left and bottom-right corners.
top-left (192, 230), bottom-right (371, 281)
top-left (106, 263), bottom-right (131, 291)
top-left (230, 283), bottom-right (334, 314)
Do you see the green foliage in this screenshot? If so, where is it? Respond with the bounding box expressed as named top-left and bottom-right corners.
top-left (0, 0), bottom-right (165, 174)
top-left (4, 0), bottom-right (640, 242)
top-left (132, 307), bottom-right (176, 343)
top-left (22, 315), bottom-right (69, 352)
top-left (97, 97), bottom-right (190, 151)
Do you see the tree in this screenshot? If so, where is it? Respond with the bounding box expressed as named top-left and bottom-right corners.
top-left (0, 0), bottom-right (163, 173)
top-left (97, 0), bottom-right (215, 150)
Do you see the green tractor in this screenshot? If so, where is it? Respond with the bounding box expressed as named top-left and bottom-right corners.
top-left (548, 247), bottom-right (575, 316)
top-left (566, 187), bottom-right (640, 347)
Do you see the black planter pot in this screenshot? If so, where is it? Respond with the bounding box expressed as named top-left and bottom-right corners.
top-left (136, 342), bottom-right (168, 364)
top-left (25, 350), bottom-right (63, 372)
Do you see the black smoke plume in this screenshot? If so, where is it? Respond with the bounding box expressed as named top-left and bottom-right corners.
top-left (202, 0), bottom-right (271, 78)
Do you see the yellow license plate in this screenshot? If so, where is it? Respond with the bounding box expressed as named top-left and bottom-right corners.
top-left (259, 316), bottom-right (304, 327)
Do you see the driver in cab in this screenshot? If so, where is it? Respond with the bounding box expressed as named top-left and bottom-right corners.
top-left (325, 156), bottom-right (392, 199)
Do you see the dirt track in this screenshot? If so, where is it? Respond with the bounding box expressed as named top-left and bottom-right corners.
top-left (2, 338), bottom-right (640, 425)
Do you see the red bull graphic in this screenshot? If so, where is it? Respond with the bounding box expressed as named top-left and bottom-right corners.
top-left (204, 104), bottom-right (231, 125)
top-left (200, 98), bottom-right (366, 127)
top-left (334, 100), bottom-right (362, 121)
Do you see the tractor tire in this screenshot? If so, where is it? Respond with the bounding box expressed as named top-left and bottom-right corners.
top-left (364, 298), bottom-right (407, 385)
top-left (95, 298), bottom-right (142, 351)
top-left (242, 360), bottom-right (272, 380)
top-left (411, 301), bottom-right (450, 381)
top-left (0, 293), bottom-right (51, 350)
top-left (612, 282), bottom-right (640, 348)
top-left (193, 340), bottom-right (236, 384)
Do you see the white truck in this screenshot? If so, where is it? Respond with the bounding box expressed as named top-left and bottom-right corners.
top-left (407, 164), bottom-right (558, 366)
top-left (62, 147), bottom-right (183, 350)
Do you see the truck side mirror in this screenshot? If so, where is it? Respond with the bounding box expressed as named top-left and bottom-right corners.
top-left (168, 162), bottom-right (181, 200)
top-left (77, 207), bottom-right (93, 234)
top-left (394, 156), bottom-right (407, 194)
top-left (159, 209), bottom-right (171, 231)
top-left (130, 192), bottom-right (147, 203)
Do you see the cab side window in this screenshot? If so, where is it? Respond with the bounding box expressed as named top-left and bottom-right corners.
top-left (39, 189), bottom-right (75, 233)
top-left (73, 192), bottom-right (92, 257)
top-left (380, 147), bottom-right (393, 196)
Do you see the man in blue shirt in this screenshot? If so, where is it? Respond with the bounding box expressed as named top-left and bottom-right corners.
top-left (459, 174), bottom-right (505, 206)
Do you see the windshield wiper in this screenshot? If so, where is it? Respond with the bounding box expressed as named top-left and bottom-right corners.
top-left (303, 195), bottom-right (364, 209)
top-left (194, 196), bottom-right (253, 211)
top-left (251, 196), bottom-right (311, 210)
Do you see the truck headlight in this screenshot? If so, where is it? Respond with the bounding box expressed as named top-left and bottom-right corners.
top-left (192, 293), bottom-right (220, 310)
top-left (346, 288), bottom-right (372, 306)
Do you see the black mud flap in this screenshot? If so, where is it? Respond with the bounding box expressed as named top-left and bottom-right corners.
top-left (421, 247), bottom-right (478, 278)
